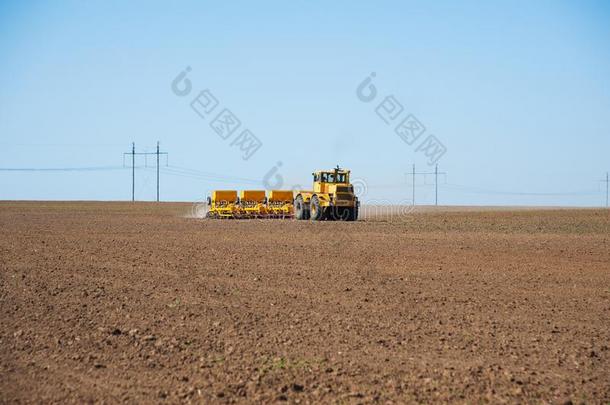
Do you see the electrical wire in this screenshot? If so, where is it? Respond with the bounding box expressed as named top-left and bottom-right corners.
top-left (144, 167), bottom-right (262, 186)
top-left (0, 143), bottom-right (127, 148)
top-left (1, 163), bottom-right (603, 199)
top-left (0, 166), bottom-right (131, 172)
top-left (442, 183), bottom-right (600, 197)
top-left (166, 165), bottom-right (261, 184)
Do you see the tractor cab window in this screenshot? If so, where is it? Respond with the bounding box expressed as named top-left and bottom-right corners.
top-left (317, 172), bottom-right (347, 183)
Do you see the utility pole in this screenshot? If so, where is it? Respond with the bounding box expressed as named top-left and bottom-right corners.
top-left (412, 164), bottom-right (415, 205)
top-left (435, 164), bottom-right (439, 206)
top-left (131, 142), bottom-right (135, 202)
top-left (123, 142), bottom-right (168, 202)
top-left (156, 142), bottom-right (160, 202)
top-left (603, 172), bottom-right (609, 208)
top-left (406, 164), bottom-right (447, 206)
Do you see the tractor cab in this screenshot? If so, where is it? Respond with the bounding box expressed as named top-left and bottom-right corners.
top-left (312, 166), bottom-right (351, 194)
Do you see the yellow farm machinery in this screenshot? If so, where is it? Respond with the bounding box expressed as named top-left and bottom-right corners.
top-left (206, 190), bottom-right (294, 219)
top-left (294, 166), bottom-right (359, 221)
top-left (267, 190), bottom-right (295, 218)
top-left (206, 190), bottom-right (240, 219)
top-left (206, 167), bottom-right (359, 221)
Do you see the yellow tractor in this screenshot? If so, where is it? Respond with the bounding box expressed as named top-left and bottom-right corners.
top-left (294, 166), bottom-right (359, 221)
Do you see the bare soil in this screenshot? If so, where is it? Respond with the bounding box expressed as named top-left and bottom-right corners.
top-left (1, 202), bottom-right (609, 404)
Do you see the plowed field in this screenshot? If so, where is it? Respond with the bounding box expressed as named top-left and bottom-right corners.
top-left (1, 202), bottom-right (609, 403)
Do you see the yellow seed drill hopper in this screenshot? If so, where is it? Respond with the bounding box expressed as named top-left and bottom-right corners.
top-left (206, 190), bottom-right (239, 219)
top-left (267, 190), bottom-right (294, 218)
top-left (239, 190), bottom-right (267, 218)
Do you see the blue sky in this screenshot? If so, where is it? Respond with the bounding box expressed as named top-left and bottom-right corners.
top-left (1, 0), bottom-right (609, 205)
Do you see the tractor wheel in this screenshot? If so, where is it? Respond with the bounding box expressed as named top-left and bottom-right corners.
top-left (327, 207), bottom-right (349, 221)
top-left (295, 195), bottom-right (309, 220)
top-left (326, 207), bottom-right (340, 221)
top-left (346, 206), bottom-right (359, 221)
top-left (310, 196), bottom-right (323, 221)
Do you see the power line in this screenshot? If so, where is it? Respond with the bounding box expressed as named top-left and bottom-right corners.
top-left (123, 142), bottom-right (169, 202)
top-left (0, 143), bottom-right (127, 148)
top-left (2, 157), bottom-right (606, 207)
top-left (165, 165), bottom-right (261, 184)
top-left (155, 167), bottom-right (261, 185)
top-left (406, 164), bottom-right (447, 206)
top-left (0, 163), bottom-right (255, 185)
top-left (0, 166), bottom-right (128, 172)
top-left (443, 183), bottom-right (600, 197)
